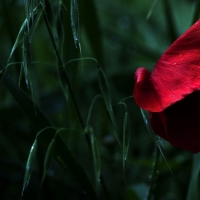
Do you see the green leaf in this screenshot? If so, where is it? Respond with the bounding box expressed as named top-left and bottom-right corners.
top-left (0, 71), bottom-right (96, 199)
top-left (21, 139), bottom-right (37, 197)
top-left (187, 153), bottom-right (200, 200)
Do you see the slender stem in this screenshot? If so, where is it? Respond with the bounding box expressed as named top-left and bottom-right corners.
top-left (37, 2), bottom-right (110, 199)
top-left (146, 145), bottom-right (160, 200)
top-left (38, 1), bottom-right (90, 146)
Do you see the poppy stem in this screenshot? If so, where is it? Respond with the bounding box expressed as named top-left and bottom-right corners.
top-left (146, 145), bottom-right (160, 200)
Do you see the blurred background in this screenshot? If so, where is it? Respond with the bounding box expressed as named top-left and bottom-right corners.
top-left (0, 0), bottom-right (196, 199)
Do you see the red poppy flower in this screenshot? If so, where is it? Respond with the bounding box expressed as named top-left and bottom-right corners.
top-left (133, 19), bottom-right (200, 153)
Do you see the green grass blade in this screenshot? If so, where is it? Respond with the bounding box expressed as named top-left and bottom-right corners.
top-left (70, 0), bottom-right (80, 48)
top-left (98, 68), bottom-right (121, 147)
top-left (28, 6), bottom-right (43, 41)
top-left (20, 6), bottom-right (42, 88)
top-left (8, 4), bottom-right (41, 89)
top-left (21, 5), bottom-right (41, 87)
top-left (21, 139), bottom-right (37, 197)
top-left (85, 95), bottom-right (112, 198)
top-left (0, 71), bottom-right (96, 199)
top-left (146, 0), bottom-right (159, 20)
top-left (98, 68), bottom-right (111, 107)
top-left (140, 108), bottom-right (173, 175)
top-left (56, 3), bottom-right (65, 58)
top-left (140, 108), bottom-right (165, 150)
top-left (24, 0), bottom-right (35, 30)
top-left (7, 19), bottom-right (27, 64)
top-left (57, 66), bottom-right (70, 100)
top-left (55, 136), bottom-right (96, 198)
top-left (122, 111), bottom-right (130, 174)
top-left (86, 95), bottom-right (101, 126)
top-left (146, 146), bottom-right (160, 200)
top-left (43, 0), bottom-right (58, 41)
top-left (40, 128), bottom-right (65, 186)
top-left (21, 32), bottom-right (31, 87)
top-left (70, 0), bottom-right (82, 68)
top-left (41, 137), bottom-right (55, 186)
top-left (186, 153), bottom-right (200, 200)
top-left (86, 126), bottom-right (101, 195)
top-left (40, 2), bottom-right (86, 132)
top-left (140, 109), bottom-right (159, 143)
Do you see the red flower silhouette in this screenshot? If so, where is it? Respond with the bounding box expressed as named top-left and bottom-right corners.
top-left (133, 19), bottom-right (200, 153)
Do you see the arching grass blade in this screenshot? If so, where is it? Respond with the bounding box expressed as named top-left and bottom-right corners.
top-left (1, 70), bottom-right (96, 199)
top-left (21, 139), bottom-right (37, 198)
top-left (98, 68), bottom-right (121, 147)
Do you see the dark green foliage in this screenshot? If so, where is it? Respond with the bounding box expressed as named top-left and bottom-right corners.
top-left (0, 0), bottom-right (197, 200)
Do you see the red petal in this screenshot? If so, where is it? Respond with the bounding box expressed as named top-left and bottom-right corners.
top-left (134, 68), bottom-right (162, 111)
top-left (134, 19), bottom-right (200, 112)
top-left (150, 91), bottom-right (200, 153)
